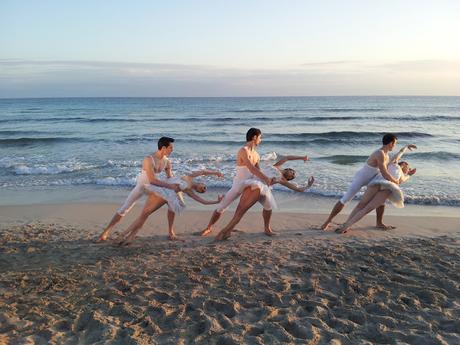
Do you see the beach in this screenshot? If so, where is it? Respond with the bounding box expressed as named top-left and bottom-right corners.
top-left (1, 204), bottom-right (459, 344)
top-left (1, 96), bottom-right (459, 343)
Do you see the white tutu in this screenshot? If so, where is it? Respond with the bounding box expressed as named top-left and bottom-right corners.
top-left (144, 177), bottom-right (187, 214)
top-left (240, 166), bottom-right (280, 210)
top-left (368, 174), bottom-right (404, 208)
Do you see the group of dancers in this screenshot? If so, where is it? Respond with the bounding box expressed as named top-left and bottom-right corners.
top-left (97, 128), bottom-right (416, 244)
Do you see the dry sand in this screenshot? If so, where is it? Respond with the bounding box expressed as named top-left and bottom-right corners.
top-left (0, 204), bottom-right (459, 344)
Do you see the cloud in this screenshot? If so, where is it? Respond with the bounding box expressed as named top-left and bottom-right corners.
top-left (0, 58), bottom-right (459, 97)
top-left (374, 59), bottom-right (460, 72)
top-left (301, 60), bottom-right (358, 67)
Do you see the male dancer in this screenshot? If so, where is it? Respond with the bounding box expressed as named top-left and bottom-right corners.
top-left (97, 137), bottom-right (179, 241)
top-left (320, 133), bottom-right (400, 231)
top-left (200, 128), bottom-right (274, 236)
top-left (214, 155), bottom-right (314, 241)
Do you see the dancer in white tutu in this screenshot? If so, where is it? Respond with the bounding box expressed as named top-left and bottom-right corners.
top-left (215, 155), bottom-right (315, 241)
top-left (115, 170), bottom-right (224, 245)
top-left (335, 144), bottom-right (417, 234)
top-left (321, 133), bottom-right (403, 231)
top-left (98, 137), bottom-right (179, 242)
top-left (200, 128), bottom-right (275, 236)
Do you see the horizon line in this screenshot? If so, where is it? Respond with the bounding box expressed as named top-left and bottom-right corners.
top-left (2, 95), bottom-right (460, 100)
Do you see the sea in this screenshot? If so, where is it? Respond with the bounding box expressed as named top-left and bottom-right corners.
top-left (1, 96), bottom-right (459, 216)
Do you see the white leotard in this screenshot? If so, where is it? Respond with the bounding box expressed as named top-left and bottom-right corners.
top-left (116, 155), bottom-right (168, 216)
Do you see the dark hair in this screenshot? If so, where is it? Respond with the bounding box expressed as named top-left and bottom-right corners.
top-left (246, 128), bottom-right (262, 142)
top-left (382, 133), bottom-right (397, 145)
top-left (398, 161), bottom-right (408, 167)
top-left (158, 136), bottom-right (175, 150)
top-left (282, 168), bottom-right (296, 181)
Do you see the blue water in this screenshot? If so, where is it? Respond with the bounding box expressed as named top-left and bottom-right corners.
top-left (1, 97), bottom-right (459, 208)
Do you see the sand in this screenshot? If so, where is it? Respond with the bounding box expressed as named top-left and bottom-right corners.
top-left (0, 204), bottom-right (459, 344)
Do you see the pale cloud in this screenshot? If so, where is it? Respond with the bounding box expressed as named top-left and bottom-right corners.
top-left (0, 59), bottom-right (459, 97)
top-left (375, 59), bottom-right (460, 72)
top-left (301, 60), bottom-right (358, 67)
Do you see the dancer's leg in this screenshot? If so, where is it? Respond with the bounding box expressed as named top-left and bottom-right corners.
top-left (167, 209), bottom-right (181, 241)
top-left (116, 194), bottom-right (166, 244)
top-left (201, 184), bottom-right (242, 236)
top-left (262, 209), bottom-right (275, 236)
top-left (201, 210), bottom-right (223, 236)
top-left (322, 166), bottom-right (377, 230)
top-left (98, 184), bottom-right (144, 241)
top-left (320, 201), bottom-right (345, 230)
top-left (346, 185), bottom-right (380, 223)
top-left (215, 187), bottom-right (260, 241)
top-left (337, 190), bottom-right (391, 234)
top-left (98, 213), bottom-right (122, 242)
top-left (375, 205), bottom-right (395, 230)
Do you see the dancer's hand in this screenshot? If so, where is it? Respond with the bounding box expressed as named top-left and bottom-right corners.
top-left (408, 168), bottom-right (417, 175)
top-left (217, 194), bottom-right (225, 202)
top-left (307, 176), bottom-right (315, 187)
top-left (302, 155), bottom-right (309, 162)
top-left (407, 144), bottom-right (417, 151)
top-left (172, 183), bottom-right (181, 192)
top-left (216, 171), bottom-right (224, 178)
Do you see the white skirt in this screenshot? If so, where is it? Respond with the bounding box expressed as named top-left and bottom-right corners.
top-left (368, 175), bottom-right (404, 208)
top-left (144, 177), bottom-right (187, 214)
top-left (240, 179), bottom-right (277, 210)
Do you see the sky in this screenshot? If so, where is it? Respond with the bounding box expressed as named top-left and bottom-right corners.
top-left (1, 0), bottom-right (460, 97)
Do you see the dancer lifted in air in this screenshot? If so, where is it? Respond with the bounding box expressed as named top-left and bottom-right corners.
top-left (215, 154), bottom-right (314, 241)
top-left (320, 133), bottom-right (403, 231)
top-left (336, 144), bottom-right (417, 234)
top-left (115, 169), bottom-right (224, 245)
top-left (200, 128), bottom-right (274, 236)
top-left (98, 137), bottom-right (179, 242)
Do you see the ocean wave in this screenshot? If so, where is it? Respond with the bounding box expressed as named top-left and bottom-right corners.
top-left (316, 151), bottom-right (460, 165)
top-left (273, 131), bottom-right (434, 139)
top-left (0, 130), bottom-right (52, 136)
top-left (13, 162), bottom-right (99, 175)
top-left (306, 189), bottom-right (460, 207)
top-left (2, 113), bottom-right (459, 125)
top-left (316, 155), bottom-right (368, 165)
top-left (0, 137), bottom-right (82, 146)
top-left (320, 108), bottom-right (384, 112)
top-left (94, 177), bottom-right (136, 186)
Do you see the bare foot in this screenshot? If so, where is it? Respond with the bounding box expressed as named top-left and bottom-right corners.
top-left (200, 227), bottom-right (213, 237)
top-left (96, 235), bottom-right (108, 243)
top-left (169, 233), bottom-right (184, 242)
top-left (264, 229), bottom-right (278, 237)
top-left (96, 229), bottom-right (111, 242)
top-left (320, 221), bottom-right (331, 231)
top-left (376, 224), bottom-right (396, 231)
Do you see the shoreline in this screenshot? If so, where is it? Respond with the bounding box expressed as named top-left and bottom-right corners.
top-left (1, 203), bottom-right (459, 240)
top-left (1, 185), bottom-right (459, 218)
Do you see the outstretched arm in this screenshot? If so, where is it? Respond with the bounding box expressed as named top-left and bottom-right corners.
top-left (273, 155), bottom-right (309, 167)
top-left (279, 176), bottom-right (315, 192)
top-left (185, 190), bottom-right (223, 205)
top-left (391, 144), bottom-right (417, 164)
top-left (187, 170), bottom-right (224, 178)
